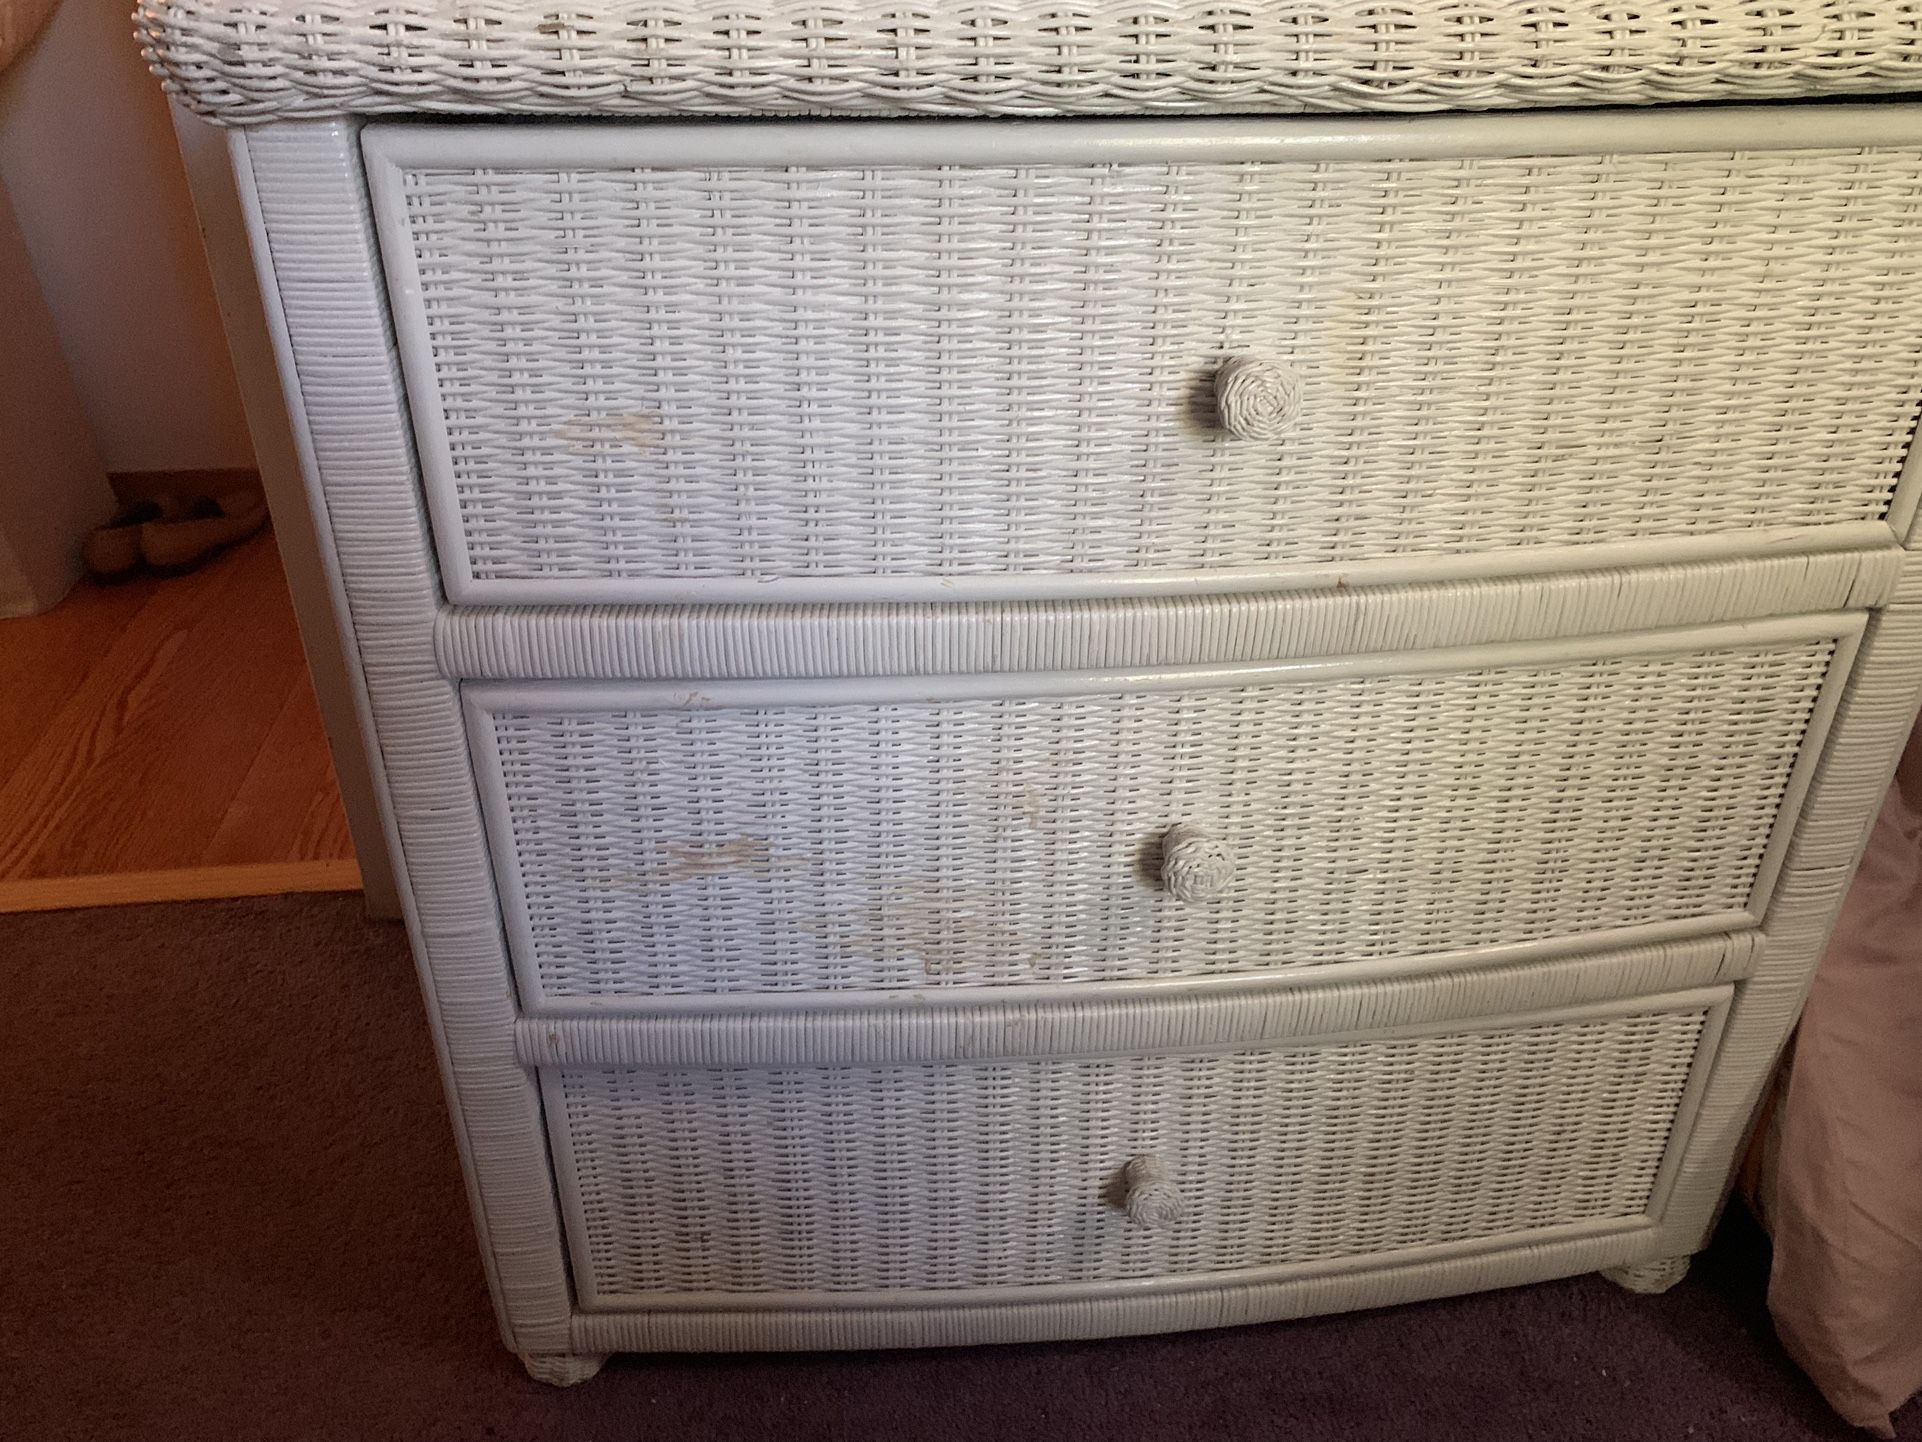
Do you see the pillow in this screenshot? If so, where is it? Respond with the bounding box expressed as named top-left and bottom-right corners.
top-left (1762, 722), bottom-right (1922, 1437)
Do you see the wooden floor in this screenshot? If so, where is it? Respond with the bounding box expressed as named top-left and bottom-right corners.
top-left (0, 531), bottom-right (361, 912)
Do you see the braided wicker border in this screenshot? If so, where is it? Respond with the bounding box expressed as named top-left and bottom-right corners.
top-left (139, 0), bottom-right (1922, 125)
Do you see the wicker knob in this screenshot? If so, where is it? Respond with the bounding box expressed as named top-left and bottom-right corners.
top-left (1122, 1155), bottom-right (1184, 1230)
top-left (1214, 355), bottom-right (1303, 441)
top-left (1160, 824), bottom-right (1235, 902)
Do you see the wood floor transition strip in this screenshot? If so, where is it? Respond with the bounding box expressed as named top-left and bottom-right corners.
top-left (0, 859), bottom-right (364, 914)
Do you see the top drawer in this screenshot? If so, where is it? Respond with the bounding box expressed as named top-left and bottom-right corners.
top-left (364, 110), bottom-right (1922, 605)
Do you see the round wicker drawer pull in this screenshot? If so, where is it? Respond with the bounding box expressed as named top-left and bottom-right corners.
top-left (1122, 1155), bottom-right (1184, 1230)
top-left (1160, 824), bottom-right (1235, 902)
top-left (1213, 355), bottom-right (1303, 441)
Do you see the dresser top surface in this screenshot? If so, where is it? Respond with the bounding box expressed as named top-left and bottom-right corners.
top-left (139, 0), bottom-right (1922, 127)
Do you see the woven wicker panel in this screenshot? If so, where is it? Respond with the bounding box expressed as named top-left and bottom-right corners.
top-left (139, 0), bottom-right (1922, 123)
top-left (390, 150), bottom-right (1922, 591)
top-left (475, 638), bottom-right (1837, 997)
top-left (551, 1006), bottom-right (1708, 1297)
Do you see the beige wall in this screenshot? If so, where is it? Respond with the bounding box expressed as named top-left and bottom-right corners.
top-left (0, 0), bottom-right (254, 474)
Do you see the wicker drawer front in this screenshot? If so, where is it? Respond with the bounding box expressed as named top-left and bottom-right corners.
top-left (365, 118), bottom-right (1922, 604)
top-left (545, 991), bottom-right (1724, 1306)
top-left (466, 616), bottom-right (1856, 1006)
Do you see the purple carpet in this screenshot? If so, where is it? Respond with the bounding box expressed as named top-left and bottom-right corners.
top-left (2, 893), bottom-right (1913, 1442)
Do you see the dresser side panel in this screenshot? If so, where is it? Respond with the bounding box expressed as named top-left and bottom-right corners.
top-left (1653, 600), bottom-right (1922, 1253)
top-left (231, 119), bottom-right (574, 1351)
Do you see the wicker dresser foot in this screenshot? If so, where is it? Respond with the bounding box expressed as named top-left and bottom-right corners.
top-left (519, 1352), bottom-right (610, 1386)
top-left (1601, 1256), bottom-right (1691, 1295)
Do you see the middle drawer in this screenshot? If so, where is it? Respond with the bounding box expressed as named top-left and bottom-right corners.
top-left (466, 613), bottom-right (1857, 1009)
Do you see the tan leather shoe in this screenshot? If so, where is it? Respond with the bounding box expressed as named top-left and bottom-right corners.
top-left (139, 493), bottom-right (269, 576)
top-left (83, 497), bottom-right (182, 582)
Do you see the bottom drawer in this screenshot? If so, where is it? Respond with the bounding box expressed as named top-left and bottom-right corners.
top-left (544, 988), bottom-right (1727, 1310)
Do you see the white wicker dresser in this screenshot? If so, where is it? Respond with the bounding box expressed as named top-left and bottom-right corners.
top-left (141, 0), bottom-right (1922, 1385)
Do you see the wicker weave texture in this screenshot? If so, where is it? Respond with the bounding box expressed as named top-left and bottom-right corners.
top-left (228, 109), bottom-right (1922, 1358)
top-left (516, 935), bottom-right (1753, 1066)
top-left (435, 551), bottom-right (1902, 682)
top-left (549, 1004), bottom-right (1709, 1300)
top-left (561, 1228), bottom-right (1665, 1350)
top-left (472, 637), bottom-right (1838, 998)
top-left (236, 123), bottom-right (578, 1352)
top-left (138, 0), bottom-right (1922, 124)
top-left (385, 149), bottom-right (1922, 596)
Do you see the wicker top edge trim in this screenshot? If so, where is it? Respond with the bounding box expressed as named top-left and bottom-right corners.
top-left (136, 0), bottom-right (1922, 125)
